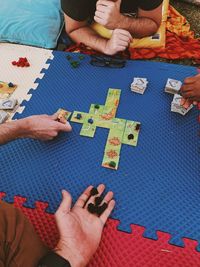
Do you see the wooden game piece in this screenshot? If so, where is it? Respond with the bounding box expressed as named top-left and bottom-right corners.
top-left (96, 203), bottom-right (108, 216)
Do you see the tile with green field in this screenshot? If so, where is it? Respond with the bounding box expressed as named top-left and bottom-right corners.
top-left (122, 120), bottom-right (141, 146)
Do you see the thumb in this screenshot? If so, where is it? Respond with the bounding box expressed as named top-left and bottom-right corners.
top-left (57, 190), bottom-right (72, 214)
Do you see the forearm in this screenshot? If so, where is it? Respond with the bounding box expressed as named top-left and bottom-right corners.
top-left (68, 26), bottom-right (108, 53)
top-left (118, 15), bottom-right (159, 38)
top-left (0, 119), bottom-right (27, 145)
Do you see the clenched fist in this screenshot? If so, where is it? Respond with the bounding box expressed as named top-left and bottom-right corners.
top-left (94, 0), bottom-right (122, 30)
top-left (104, 29), bottom-right (132, 55)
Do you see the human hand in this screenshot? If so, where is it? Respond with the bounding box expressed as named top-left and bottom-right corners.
top-left (54, 184), bottom-right (115, 267)
top-left (104, 29), bottom-right (132, 55)
top-left (180, 74), bottom-right (200, 103)
top-left (94, 0), bottom-right (122, 30)
top-left (21, 114), bottom-right (72, 141)
top-left (180, 97), bottom-right (193, 109)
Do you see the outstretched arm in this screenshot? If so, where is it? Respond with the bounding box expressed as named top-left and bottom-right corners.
top-left (0, 114), bottom-right (72, 145)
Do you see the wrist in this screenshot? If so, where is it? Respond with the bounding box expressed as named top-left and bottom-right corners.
top-left (54, 240), bottom-right (86, 267)
top-left (104, 39), bottom-right (114, 55)
top-left (116, 14), bottom-right (125, 29)
top-left (97, 38), bottom-right (110, 55)
top-left (15, 117), bottom-right (32, 139)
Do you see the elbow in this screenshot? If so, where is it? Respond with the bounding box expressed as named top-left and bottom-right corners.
top-left (154, 16), bottom-right (162, 31)
top-left (149, 18), bottom-right (162, 36)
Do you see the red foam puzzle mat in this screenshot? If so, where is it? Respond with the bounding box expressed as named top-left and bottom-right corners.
top-left (1, 193), bottom-right (200, 267)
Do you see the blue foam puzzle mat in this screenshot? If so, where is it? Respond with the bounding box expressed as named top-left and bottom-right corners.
top-left (1, 51), bottom-right (200, 248)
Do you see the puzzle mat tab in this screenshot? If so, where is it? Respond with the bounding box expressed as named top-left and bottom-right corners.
top-left (1, 193), bottom-right (200, 267)
top-left (1, 51), bottom-right (200, 249)
top-left (0, 43), bottom-right (53, 117)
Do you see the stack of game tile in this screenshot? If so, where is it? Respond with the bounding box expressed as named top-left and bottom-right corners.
top-left (171, 94), bottom-right (193, 116)
top-left (0, 98), bottom-right (17, 123)
top-left (131, 77), bottom-right (148, 95)
top-left (165, 78), bottom-right (182, 94)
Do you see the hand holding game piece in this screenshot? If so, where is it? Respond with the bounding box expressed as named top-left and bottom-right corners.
top-left (95, 0), bottom-right (123, 30)
top-left (19, 114), bottom-right (72, 141)
top-left (104, 29), bottom-right (132, 55)
top-left (54, 184), bottom-right (115, 267)
top-left (180, 74), bottom-right (200, 102)
top-left (56, 109), bottom-right (72, 124)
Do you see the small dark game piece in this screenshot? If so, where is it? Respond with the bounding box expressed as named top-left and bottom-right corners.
top-left (87, 203), bottom-right (97, 214)
top-left (66, 55), bottom-right (72, 60)
top-left (12, 61), bottom-right (17, 66)
top-left (90, 187), bottom-right (99, 196)
top-left (96, 203), bottom-right (108, 216)
top-left (95, 196), bottom-right (103, 206)
top-left (109, 161), bottom-right (116, 168)
top-left (83, 187), bottom-right (99, 208)
top-left (70, 61), bottom-right (80, 68)
top-left (8, 82), bottom-right (14, 88)
top-left (135, 124), bottom-right (141, 131)
top-left (128, 134), bottom-right (134, 140)
top-left (76, 113), bottom-right (82, 120)
top-left (79, 55), bottom-right (85, 60)
top-left (94, 104), bottom-right (100, 109)
top-left (88, 118), bottom-right (94, 124)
